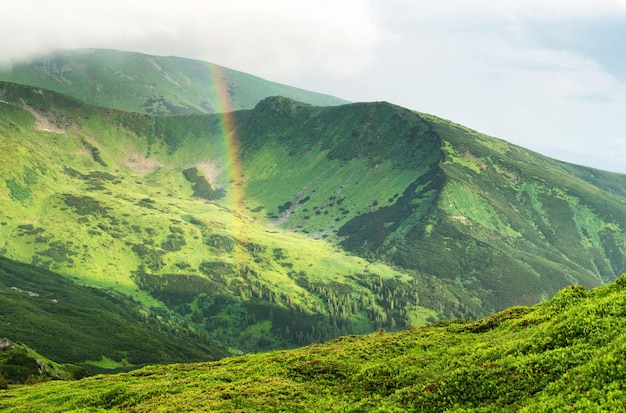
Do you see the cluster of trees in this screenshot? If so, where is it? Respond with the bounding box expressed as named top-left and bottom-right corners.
top-left (182, 167), bottom-right (225, 200)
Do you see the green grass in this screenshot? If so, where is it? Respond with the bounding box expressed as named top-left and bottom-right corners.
top-left (83, 356), bottom-right (129, 370)
top-left (4, 276), bottom-right (626, 411)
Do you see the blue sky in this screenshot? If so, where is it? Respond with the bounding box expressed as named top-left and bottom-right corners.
top-left (2, 0), bottom-right (625, 172)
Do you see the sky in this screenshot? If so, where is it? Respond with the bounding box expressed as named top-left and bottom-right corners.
top-left (2, 0), bottom-right (626, 172)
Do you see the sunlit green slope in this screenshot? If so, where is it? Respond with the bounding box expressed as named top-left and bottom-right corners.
top-left (4, 276), bottom-right (626, 412)
top-left (0, 83), bottom-right (439, 362)
top-left (3, 79), bottom-right (626, 366)
top-left (226, 97), bottom-right (626, 314)
top-left (0, 48), bottom-right (347, 114)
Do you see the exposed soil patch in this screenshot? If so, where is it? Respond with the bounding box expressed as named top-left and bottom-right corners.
top-left (196, 161), bottom-right (225, 186)
top-left (22, 104), bottom-right (66, 134)
top-left (125, 151), bottom-right (160, 173)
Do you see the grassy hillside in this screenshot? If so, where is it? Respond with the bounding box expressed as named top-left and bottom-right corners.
top-left (0, 83), bottom-right (442, 362)
top-left (2, 79), bottom-right (626, 366)
top-left (225, 97), bottom-right (626, 314)
top-left (0, 339), bottom-right (86, 386)
top-left (4, 275), bottom-right (626, 411)
top-left (0, 49), bottom-right (347, 114)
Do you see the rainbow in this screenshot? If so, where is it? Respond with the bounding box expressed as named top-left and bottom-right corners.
top-left (207, 63), bottom-right (248, 269)
top-left (209, 64), bottom-right (244, 210)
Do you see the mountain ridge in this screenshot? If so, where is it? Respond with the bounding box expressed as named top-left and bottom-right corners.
top-left (227, 96), bottom-right (626, 311)
top-left (2, 80), bottom-right (623, 315)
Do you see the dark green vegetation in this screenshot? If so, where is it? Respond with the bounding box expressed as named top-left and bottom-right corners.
top-left (183, 167), bottom-right (225, 200)
top-left (4, 276), bottom-right (626, 411)
top-left (0, 256), bottom-right (226, 375)
top-left (0, 338), bottom-right (87, 385)
top-left (0, 49), bottom-right (347, 114)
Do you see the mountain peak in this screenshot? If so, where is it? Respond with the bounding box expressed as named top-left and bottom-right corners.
top-left (254, 95), bottom-right (315, 112)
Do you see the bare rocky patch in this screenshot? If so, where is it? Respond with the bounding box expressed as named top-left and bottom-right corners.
top-left (22, 104), bottom-right (66, 134)
top-left (124, 151), bottom-right (160, 173)
top-left (196, 161), bottom-right (225, 186)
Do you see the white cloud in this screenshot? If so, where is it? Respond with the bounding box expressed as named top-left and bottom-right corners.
top-left (1, 0), bottom-right (383, 81)
top-left (355, 2), bottom-right (626, 157)
top-left (204, 0), bottom-right (384, 80)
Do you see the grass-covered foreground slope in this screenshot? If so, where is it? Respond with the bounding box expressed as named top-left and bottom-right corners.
top-left (4, 276), bottom-right (626, 412)
top-left (0, 48), bottom-right (347, 114)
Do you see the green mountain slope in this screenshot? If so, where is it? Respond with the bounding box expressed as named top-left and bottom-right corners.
top-left (4, 276), bottom-right (626, 412)
top-left (2, 79), bottom-right (626, 364)
top-left (0, 338), bottom-right (86, 385)
top-left (0, 82), bottom-right (442, 362)
top-left (227, 97), bottom-right (626, 314)
top-left (0, 256), bottom-right (227, 375)
top-left (0, 48), bottom-right (347, 114)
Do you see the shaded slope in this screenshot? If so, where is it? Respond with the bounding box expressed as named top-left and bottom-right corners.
top-left (4, 276), bottom-right (626, 411)
top-left (0, 48), bottom-right (347, 114)
top-left (0, 255), bottom-right (227, 374)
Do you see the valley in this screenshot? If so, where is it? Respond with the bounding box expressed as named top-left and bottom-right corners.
top-left (0, 82), bottom-right (442, 368)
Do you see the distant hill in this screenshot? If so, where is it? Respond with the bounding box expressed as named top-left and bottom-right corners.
top-left (4, 275), bottom-right (626, 411)
top-left (0, 48), bottom-right (347, 114)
